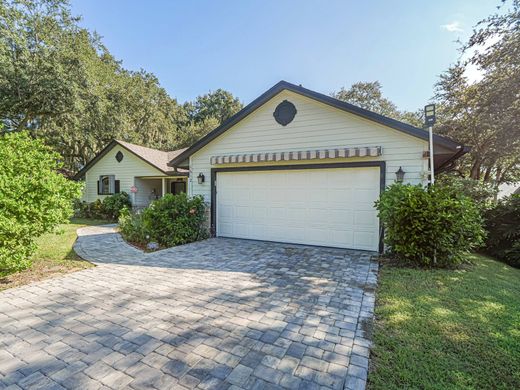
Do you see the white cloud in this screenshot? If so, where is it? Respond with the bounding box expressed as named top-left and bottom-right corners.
top-left (441, 21), bottom-right (463, 33)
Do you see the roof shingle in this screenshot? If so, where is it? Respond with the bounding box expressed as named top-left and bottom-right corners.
top-left (116, 140), bottom-right (187, 174)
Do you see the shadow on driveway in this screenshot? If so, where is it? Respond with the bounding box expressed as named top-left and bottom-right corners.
top-left (0, 226), bottom-right (378, 390)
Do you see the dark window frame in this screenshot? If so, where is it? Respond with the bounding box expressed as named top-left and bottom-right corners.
top-left (98, 175), bottom-right (117, 195)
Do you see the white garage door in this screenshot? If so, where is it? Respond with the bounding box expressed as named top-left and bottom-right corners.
top-left (216, 167), bottom-right (380, 251)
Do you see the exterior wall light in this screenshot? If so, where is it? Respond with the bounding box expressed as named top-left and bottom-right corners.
top-left (395, 167), bottom-right (405, 183)
top-left (197, 172), bottom-right (205, 184)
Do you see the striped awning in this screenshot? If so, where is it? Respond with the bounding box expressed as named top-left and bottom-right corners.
top-left (210, 146), bottom-right (382, 165)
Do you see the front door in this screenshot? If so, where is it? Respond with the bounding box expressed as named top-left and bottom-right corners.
top-left (171, 181), bottom-right (186, 195)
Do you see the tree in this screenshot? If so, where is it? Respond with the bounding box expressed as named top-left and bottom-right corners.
top-left (176, 116), bottom-right (220, 148)
top-left (434, 0), bottom-right (520, 185)
top-left (0, 131), bottom-right (82, 271)
top-left (185, 89), bottom-right (243, 124)
top-left (178, 89), bottom-right (243, 147)
top-left (0, 0), bottom-right (187, 170)
top-left (0, 0), bottom-right (83, 132)
top-left (0, 0), bottom-right (244, 170)
top-left (331, 81), bottom-right (422, 126)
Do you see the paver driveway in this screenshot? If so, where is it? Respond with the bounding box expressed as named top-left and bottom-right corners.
top-left (0, 225), bottom-right (378, 390)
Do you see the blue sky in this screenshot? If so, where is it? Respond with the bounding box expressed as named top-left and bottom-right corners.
top-left (71, 0), bottom-right (497, 111)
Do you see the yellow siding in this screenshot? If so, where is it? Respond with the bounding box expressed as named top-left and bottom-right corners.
top-left (83, 145), bottom-right (164, 206)
top-left (189, 90), bottom-right (429, 201)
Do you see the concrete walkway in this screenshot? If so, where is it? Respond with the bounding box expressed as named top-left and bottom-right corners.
top-left (0, 225), bottom-right (378, 390)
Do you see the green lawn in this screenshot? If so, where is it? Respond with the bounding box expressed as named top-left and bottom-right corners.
top-left (0, 218), bottom-right (109, 291)
top-left (369, 254), bottom-right (520, 390)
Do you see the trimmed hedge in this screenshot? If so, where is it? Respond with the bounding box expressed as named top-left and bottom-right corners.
top-left (119, 193), bottom-right (207, 249)
top-left (376, 183), bottom-right (485, 267)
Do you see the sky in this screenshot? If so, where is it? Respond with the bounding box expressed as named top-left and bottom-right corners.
top-left (70, 0), bottom-right (499, 112)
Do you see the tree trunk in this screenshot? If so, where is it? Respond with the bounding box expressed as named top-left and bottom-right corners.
top-left (483, 165), bottom-right (493, 182)
top-left (470, 159), bottom-right (482, 180)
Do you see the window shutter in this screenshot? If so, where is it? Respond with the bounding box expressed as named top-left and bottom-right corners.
top-left (109, 175), bottom-right (115, 194)
top-left (97, 180), bottom-right (101, 195)
top-left (115, 180), bottom-right (120, 194)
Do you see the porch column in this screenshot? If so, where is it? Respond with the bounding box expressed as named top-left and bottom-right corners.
top-left (162, 178), bottom-right (166, 197)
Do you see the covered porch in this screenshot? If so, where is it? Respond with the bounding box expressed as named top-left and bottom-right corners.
top-left (132, 175), bottom-right (188, 209)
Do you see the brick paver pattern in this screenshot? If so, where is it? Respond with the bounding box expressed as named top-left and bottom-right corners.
top-left (0, 225), bottom-right (378, 390)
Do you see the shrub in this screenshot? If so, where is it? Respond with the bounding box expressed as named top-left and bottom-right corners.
top-left (73, 199), bottom-right (102, 219)
top-left (101, 192), bottom-right (131, 219)
top-left (0, 131), bottom-right (82, 271)
top-left (437, 175), bottom-right (498, 211)
top-left (74, 192), bottom-right (131, 220)
top-left (483, 194), bottom-right (520, 268)
top-left (118, 193), bottom-right (207, 249)
top-left (88, 199), bottom-right (104, 219)
top-left (376, 183), bottom-right (485, 267)
top-left (118, 207), bottom-right (149, 245)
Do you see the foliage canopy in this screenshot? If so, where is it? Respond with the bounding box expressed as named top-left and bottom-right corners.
top-left (434, 0), bottom-right (520, 184)
top-left (0, 0), bottom-right (242, 172)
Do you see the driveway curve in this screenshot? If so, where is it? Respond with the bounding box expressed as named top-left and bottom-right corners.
top-left (0, 225), bottom-right (378, 390)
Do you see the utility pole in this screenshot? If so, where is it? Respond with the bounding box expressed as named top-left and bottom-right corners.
top-left (424, 104), bottom-right (436, 185)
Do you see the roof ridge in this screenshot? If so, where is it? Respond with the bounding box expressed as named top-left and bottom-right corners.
top-left (115, 139), bottom-right (186, 154)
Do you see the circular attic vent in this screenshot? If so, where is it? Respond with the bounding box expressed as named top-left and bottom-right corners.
top-left (273, 100), bottom-right (297, 126)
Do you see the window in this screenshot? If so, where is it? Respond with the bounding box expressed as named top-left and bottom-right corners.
top-left (98, 175), bottom-right (115, 195)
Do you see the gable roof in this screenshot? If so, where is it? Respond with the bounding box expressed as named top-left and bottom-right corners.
top-left (73, 140), bottom-right (187, 180)
top-left (168, 80), bottom-right (465, 167)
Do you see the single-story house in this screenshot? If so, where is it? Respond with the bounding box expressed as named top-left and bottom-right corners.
top-left (169, 81), bottom-right (468, 252)
top-left (76, 81), bottom-right (467, 252)
top-left (74, 140), bottom-right (188, 208)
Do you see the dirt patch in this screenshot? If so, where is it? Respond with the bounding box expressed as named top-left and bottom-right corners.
top-left (0, 259), bottom-right (93, 291)
top-left (360, 317), bottom-right (374, 340)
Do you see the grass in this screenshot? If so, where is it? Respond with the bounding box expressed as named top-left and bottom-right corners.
top-left (369, 254), bottom-right (520, 390)
top-left (0, 218), bottom-right (109, 291)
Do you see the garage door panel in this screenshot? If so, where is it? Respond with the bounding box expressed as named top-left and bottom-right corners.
top-left (354, 188), bottom-right (380, 201)
top-left (329, 231), bottom-right (354, 247)
top-left (354, 210), bottom-right (377, 226)
top-left (250, 207), bottom-right (268, 218)
top-left (216, 167), bottom-right (380, 251)
top-left (252, 189), bottom-right (268, 202)
top-left (235, 206), bottom-right (251, 219)
top-left (354, 231), bottom-right (377, 249)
